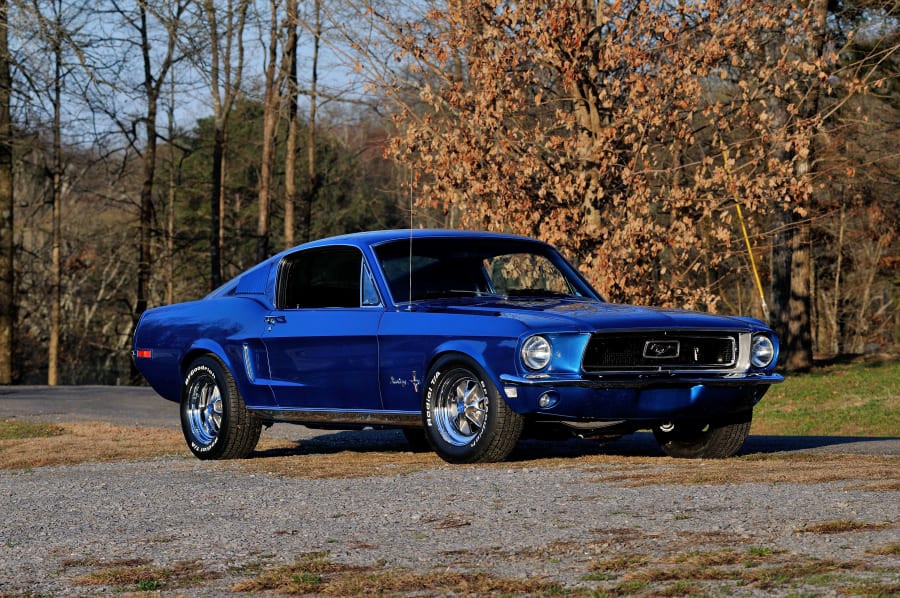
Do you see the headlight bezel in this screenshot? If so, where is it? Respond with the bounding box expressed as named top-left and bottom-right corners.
top-left (521, 334), bottom-right (552, 371)
top-left (750, 334), bottom-right (776, 368)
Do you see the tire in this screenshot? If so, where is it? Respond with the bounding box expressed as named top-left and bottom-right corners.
top-left (653, 412), bottom-right (752, 459)
top-left (423, 357), bottom-right (523, 464)
top-left (181, 355), bottom-right (262, 460)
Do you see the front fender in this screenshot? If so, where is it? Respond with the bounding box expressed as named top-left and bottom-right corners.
top-left (427, 338), bottom-right (523, 412)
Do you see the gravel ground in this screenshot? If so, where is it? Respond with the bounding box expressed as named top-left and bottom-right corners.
top-left (1, 433), bottom-right (898, 597)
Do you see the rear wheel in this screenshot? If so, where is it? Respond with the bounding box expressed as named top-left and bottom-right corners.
top-left (423, 357), bottom-right (523, 464)
top-left (181, 356), bottom-right (262, 460)
top-left (653, 412), bottom-right (752, 459)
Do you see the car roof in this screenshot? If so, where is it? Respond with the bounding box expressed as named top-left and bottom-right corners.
top-left (293, 229), bottom-right (545, 251)
top-left (208, 230), bottom-right (550, 300)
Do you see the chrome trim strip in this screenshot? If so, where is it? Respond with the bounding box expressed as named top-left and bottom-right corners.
top-left (736, 332), bottom-right (752, 371)
top-left (250, 408), bottom-right (421, 427)
top-left (242, 343), bottom-right (255, 383)
top-left (500, 372), bottom-right (783, 389)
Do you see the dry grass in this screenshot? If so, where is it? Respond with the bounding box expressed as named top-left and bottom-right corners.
top-left (240, 446), bottom-right (445, 479)
top-left (576, 540), bottom-right (892, 598)
top-left (583, 452), bottom-right (900, 488)
top-left (867, 543), bottom-right (900, 556)
top-left (228, 544), bottom-right (896, 598)
top-left (797, 520), bottom-right (894, 535)
top-left (234, 443), bottom-right (900, 490)
top-left (71, 559), bottom-right (216, 591)
top-left (0, 421), bottom-right (186, 469)
top-left (2, 418), bottom-right (897, 495)
top-left (231, 550), bottom-right (562, 596)
top-left (0, 420), bottom-right (297, 470)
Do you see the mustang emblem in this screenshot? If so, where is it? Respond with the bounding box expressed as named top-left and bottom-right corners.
top-left (389, 371), bottom-right (421, 392)
top-left (643, 340), bottom-right (680, 359)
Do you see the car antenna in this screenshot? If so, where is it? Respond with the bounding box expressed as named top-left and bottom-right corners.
top-left (408, 171), bottom-right (414, 311)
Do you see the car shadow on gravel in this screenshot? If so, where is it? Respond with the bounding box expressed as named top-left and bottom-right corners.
top-left (249, 428), bottom-right (900, 461)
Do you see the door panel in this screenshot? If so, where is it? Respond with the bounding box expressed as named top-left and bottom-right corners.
top-left (261, 245), bottom-right (383, 410)
top-left (262, 309), bottom-right (382, 409)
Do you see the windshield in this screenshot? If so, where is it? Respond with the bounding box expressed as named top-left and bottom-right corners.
top-left (373, 237), bottom-right (599, 304)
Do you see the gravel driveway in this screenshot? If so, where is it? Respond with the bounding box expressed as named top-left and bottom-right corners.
top-left (1, 386), bottom-right (898, 596)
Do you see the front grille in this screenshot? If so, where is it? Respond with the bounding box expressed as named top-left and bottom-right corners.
top-left (582, 332), bottom-right (737, 372)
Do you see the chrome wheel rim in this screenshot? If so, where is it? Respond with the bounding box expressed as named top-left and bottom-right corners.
top-left (433, 371), bottom-right (488, 446)
top-left (186, 374), bottom-right (223, 446)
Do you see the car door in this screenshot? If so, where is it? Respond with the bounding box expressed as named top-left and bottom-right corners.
top-left (262, 245), bottom-right (384, 410)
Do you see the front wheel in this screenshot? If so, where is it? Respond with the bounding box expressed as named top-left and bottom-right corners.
top-left (423, 357), bottom-right (523, 464)
top-left (181, 356), bottom-right (262, 460)
top-left (653, 412), bottom-right (752, 459)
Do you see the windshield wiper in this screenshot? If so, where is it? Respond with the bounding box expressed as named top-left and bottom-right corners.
top-left (421, 289), bottom-right (497, 299)
top-left (506, 289), bottom-right (573, 298)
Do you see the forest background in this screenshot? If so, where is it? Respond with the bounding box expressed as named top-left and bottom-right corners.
top-left (0, 0), bottom-right (896, 386)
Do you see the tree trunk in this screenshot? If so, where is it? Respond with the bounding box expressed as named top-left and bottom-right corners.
top-left (283, 0), bottom-right (299, 249)
top-left (257, 0), bottom-right (280, 263)
top-left (210, 124), bottom-right (224, 288)
top-left (783, 224), bottom-right (813, 370)
top-left (303, 0), bottom-right (321, 243)
top-left (0, 0), bottom-right (15, 384)
top-left (203, 0), bottom-right (249, 288)
top-left (166, 76), bottom-right (177, 306)
top-left (770, 0), bottom-right (829, 371)
top-left (48, 20), bottom-right (64, 386)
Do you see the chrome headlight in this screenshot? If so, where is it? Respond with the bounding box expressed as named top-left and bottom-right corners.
top-left (521, 335), bottom-right (552, 371)
top-left (750, 335), bottom-right (775, 368)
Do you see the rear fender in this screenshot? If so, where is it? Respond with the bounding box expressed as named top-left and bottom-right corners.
top-left (181, 339), bottom-right (274, 409)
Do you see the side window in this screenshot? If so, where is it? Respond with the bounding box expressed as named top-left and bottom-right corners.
top-left (277, 246), bottom-right (370, 309)
top-left (361, 263), bottom-right (381, 307)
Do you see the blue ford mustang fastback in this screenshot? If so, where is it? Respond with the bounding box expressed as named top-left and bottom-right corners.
top-left (133, 229), bottom-right (782, 463)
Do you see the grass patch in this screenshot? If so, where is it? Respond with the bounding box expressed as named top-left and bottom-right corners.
top-left (603, 551), bottom-right (875, 596)
top-left (754, 357), bottom-right (899, 437)
top-left (0, 419), bottom-right (64, 440)
top-left (71, 559), bottom-right (214, 591)
top-left (842, 581), bottom-right (900, 596)
top-left (797, 520), bottom-right (893, 535)
top-left (232, 551), bottom-right (560, 595)
top-left (867, 543), bottom-right (900, 556)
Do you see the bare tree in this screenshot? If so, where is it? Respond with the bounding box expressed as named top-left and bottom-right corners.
top-left (134, 0), bottom-right (188, 333)
top-left (200, 0), bottom-right (250, 289)
top-left (301, 0), bottom-right (321, 244)
top-left (47, 1), bottom-right (61, 385)
top-left (282, 0), bottom-right (298, 248)
top-left (88, 0), bottom-right (189, 381)
top-left (17, 0), bottom-right (92, 384)
top-left (0, 0), bottom-right (13, 384)
top-left (256, 0), bottom-right (280, 262)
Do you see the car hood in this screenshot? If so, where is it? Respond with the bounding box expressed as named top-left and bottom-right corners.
top-left (414, 297), bottom-right (767, 333)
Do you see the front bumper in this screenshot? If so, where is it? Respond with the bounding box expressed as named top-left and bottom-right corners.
top-left (498, 372), bottom-right (783, 421)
